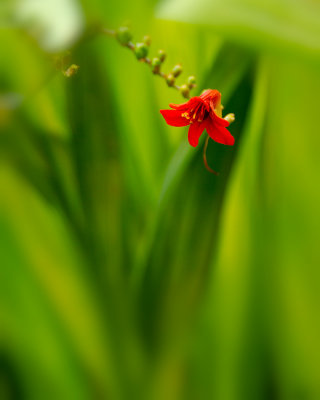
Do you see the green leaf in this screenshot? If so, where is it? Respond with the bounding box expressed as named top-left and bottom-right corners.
top-left (157, 0), bottom-right (320, 65)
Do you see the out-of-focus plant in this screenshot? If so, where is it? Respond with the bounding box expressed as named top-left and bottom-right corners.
top-left (1, 0), bottom-right (320, 399)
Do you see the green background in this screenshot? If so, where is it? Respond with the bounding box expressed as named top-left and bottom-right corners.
top-left (1, 0), bottom-right (320, 398)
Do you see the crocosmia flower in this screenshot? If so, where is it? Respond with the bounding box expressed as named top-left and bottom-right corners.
top-left (160, 89), bottom-right (234, 147)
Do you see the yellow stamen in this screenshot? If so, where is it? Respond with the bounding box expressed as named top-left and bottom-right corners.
top-left (181, 112), bottom-right (190, 119)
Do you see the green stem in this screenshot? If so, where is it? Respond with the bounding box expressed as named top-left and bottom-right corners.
top-left (101, 27), bottom-right (195, 99)
top-left (203, 135), bottom-right (219, 175)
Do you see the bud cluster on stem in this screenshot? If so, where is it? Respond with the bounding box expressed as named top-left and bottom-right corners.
top-left (63, 25), bottom-right (236, 176)
top-left (102, 26), bottom-right (197, 99)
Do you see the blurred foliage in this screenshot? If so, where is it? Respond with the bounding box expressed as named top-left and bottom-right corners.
top-left (1, 0), bottom-right (320, 399)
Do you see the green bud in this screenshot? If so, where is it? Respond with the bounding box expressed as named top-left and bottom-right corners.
top-left (151, 57), bottom-right (161, 67)
top-left (172, 64), bottom-right (182, 77)
top-left (187, 75), bottom-right (196, 88)
top-left (116, 26), bottom-right (133, 45)
top-left (166, 74), bottom-right (175, 87)
top-left (63, 64), bottom-right (79, 78)
top-left (151, 57), bottom-right (161, 73)
top-left (158, 49), bottom-right (166, 62)
top-left (224, 113), bottom-right (235, 124)
top-left (180, 84), bottom-right (190, 98)
top-left (143, 35), bottom-right (151, 46)
top-left (134, 42), bottom-right (149, 59)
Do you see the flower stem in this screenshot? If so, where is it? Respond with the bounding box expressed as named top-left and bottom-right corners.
top-left (101, 27), bottom-right (194, 99)
top-left (203, 135), bottom-right (219, 176)
top-left (102, 28), bottom-right (116, 37)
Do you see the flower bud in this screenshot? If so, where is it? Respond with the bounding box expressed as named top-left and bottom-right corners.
top-left (134, 43), bottom-right (149, 59)
top-left (172, 64), bottom-right (182, 77)
top-left (166, 74), bottom-right (175, 87)
top-left (187, 75), bottom-right (196, 88)
top-left (224, 113), bottom-right (235, 124)
top-left (151, 57), bottom-right (161, 73)
top-left (143, 35), bottom-right (151, 46)
top-left (180, 84), bottom-right (190, 98)
top-left (63, 64), bottom-right (79, 78)
top-left (116, 26), bottom-right (133, 45)
top-left (158, 49), bottom-right (166, 62)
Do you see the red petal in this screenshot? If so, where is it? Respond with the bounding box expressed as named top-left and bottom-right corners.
top-left (205, 117), bottom-right (235, 146)
top-left (210, 109), bottom-right (230, 127)
top-left (169, 96), bottom-right (204, 111)
top-left (160, 109), bottom-right (190, 127)
top-left (188, 122), bottom-right (206, 147)
top-left (200, 89), bottom-right (221, 106)
top-left (169, 101), bottom-right (190, 110)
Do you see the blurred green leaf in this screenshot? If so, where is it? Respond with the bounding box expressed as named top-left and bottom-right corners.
top-left (1, 0), bottom-right (320, 398)
top-left (158, 0), bottom-right (320, 65)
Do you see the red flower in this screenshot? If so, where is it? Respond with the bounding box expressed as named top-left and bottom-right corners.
top-left (160, 89), bottom-right (234, 147)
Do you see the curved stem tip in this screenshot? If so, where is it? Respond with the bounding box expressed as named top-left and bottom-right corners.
top-left (203, 135), bottom-right (219, 176)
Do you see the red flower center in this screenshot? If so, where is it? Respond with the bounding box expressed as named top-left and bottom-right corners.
top-left (181, 101), bottom-right (209, 124)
